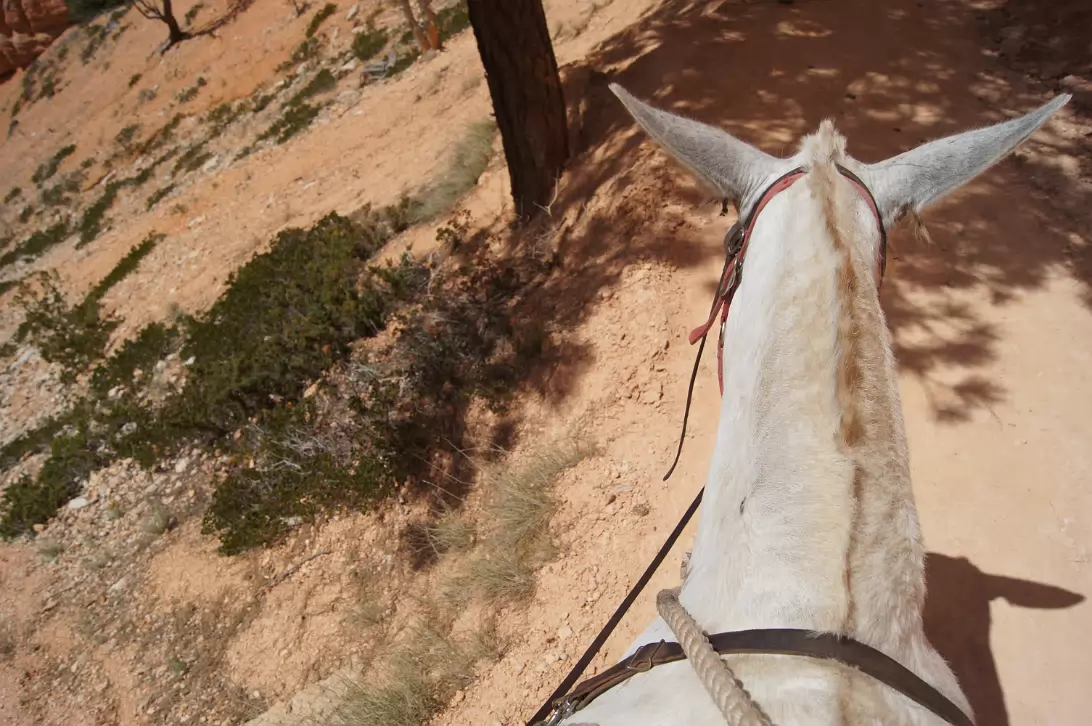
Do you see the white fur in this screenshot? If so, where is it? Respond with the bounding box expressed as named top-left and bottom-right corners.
top-left (557, 87), bottom-right (1068, 726)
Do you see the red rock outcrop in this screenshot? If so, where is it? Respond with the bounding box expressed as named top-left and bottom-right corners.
top-left (0, 0), bottom-right (69, 76)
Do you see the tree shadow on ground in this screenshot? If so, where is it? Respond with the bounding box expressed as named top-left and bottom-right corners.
top-left (510, 0), bottom-right (1091, 425)
top-left (923, 552), bottom-right (1084, 726)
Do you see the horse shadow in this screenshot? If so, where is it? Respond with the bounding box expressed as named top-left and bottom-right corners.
top-left (923, 553), bottom-right (1084, 726)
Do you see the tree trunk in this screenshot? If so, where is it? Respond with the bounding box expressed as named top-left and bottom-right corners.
top-left (418, 0), bottom-right (441, 51)
top-left (395, 0), bottom-right (429, 54)
top-left (467, 0), bottom-right (568, 220)
top-left (161, 0), bottom-right (190, 46)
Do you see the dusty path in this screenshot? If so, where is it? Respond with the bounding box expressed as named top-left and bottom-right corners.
top-left (1, 0), bottom-right (1090, 725)
top-left (436, 1), bottom-right (1092, 725)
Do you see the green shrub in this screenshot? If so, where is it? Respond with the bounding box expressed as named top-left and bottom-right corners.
top-left (3, 187), bottom-right (21, 204)
top-left (66, 0), bottom-right (128, 25)
top-left (173, 143), bottom-right (212, 175)
top-left (278, 36), bottom-right (320, 72)
top-left (87, 232), bottom-right (162, 303)
top-left (32, 144), bottom-right (77, 185)
top-left (172, 213), bottom-right (409, 435)
top-left (382, 194), bottom-right (424, 233)
top-left (205, 102), bottom-right (244, 134)
top-left (250, 92), bottom-right (276, 114)
top-left (146, 184), bottom-right (175, 210)
top-left (436, 1), bottom-right (470, 41)
top-left (184, 1), bottom-right (205, 25)
top-left (287, 69), bottom-right (336, 106)
top-left (18, 205), bottom-right (34, 223)
top-left (0, 473), bottom-right (79, 538)
top-left (0, 416), bottom-right (66, 471)
top-left (305, 3), bottom-right (337, 37)
top-left (39, 172), bottom-right (84, 208)
top-left (0, 220), bottom-right (71, 269)
top-left (115, 123), bottom-right (140, 148)
top-left (128, 72), bottom-right (142, 88)
top-left (351, 28), bottom-right (387, 63)
top-left (90, 321), bottom-right (180, 396)
top-left (257, 102), bottom-right (321, 144)
top-left (203, 402), bottom-right (392, 555)
top-left (140, 113), bottom-right (185, 154)
top-left (201, 214), bottom-right (546, 554)
top-left (77, 181), bottom-right (122, 247)
top-left (13, 270), bottom-right (119, 381)
top-left (0, 411), bottom-right (113, 538)
top-left (176, 76), bottom-right (207, 104)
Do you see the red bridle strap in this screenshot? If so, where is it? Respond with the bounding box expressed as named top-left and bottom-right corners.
top-left (661, 165), bottom-right (887, 481)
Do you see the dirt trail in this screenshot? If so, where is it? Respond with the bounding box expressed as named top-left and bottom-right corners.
top-left (430, 0), bottom-right (1092, 724)
top-left (1, 0), bottom-right (1090, 725)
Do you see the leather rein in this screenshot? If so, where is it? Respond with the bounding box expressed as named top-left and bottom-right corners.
top-left (528, 167), bottom-right (971, 726)
top-left (663, 164), bottom-right (887, 480)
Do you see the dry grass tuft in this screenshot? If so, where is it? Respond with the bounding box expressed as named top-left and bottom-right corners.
top-left (330, 619), bottom-right (502, 726)
top-left (482, 439), bottom-right (595, 551)
top-left (0, 619), bottom-right (15, 660)
top-left (330, 436), bottom-right (593, 725)
top-left (330, 657), bottom-right (436, 726)
top-left (141, 502), bottom-right (176, 536)
top-left (36, 537), bottom-right (64, 560)
top-left (425, 507), bottom-right (474, 555)
top-left (464, 553), bottom-right (537, 602)
top-left (414, 121), bottom-right (497, 221)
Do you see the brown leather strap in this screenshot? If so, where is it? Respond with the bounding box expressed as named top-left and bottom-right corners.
top-left (524, 490), bottom-right (705, 726)
top-left (560, 629), bottom-right (972, 726)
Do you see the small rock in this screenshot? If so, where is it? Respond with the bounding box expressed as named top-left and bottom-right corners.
top-left (68, 496), bottom-right (90, 510)
top-left (174, 457), bottom-right (190, 474)
top-left (108, 577), bottom-right (128, 594)
top-left (604, 493), bottom-right (617, 505)
top-left (33, 523), bottom-right (46, 533)
top-left (557, 625), bottom-right (573, 640)
top-left (340, 59), bottom-right (358, 73)
top-left (284, 516), bottom-right (303, 527)
top-left (183, 356), bottom-right (195, 366)
top-left (14, 347), bottom-right (35, 368)
top-left (452, 690), bottom-right (465, 704)
top-left (345, 2), bottom-right (359, 20)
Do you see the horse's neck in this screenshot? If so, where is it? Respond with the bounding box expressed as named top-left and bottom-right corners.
top-left (681, 183), bottom-right (926, 654)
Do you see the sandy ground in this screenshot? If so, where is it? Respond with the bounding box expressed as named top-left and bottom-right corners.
top-left (1, 0), bottom-right (1090, 724)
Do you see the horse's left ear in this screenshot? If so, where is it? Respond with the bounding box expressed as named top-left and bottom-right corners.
top-left (864, 95), bottom-right (1070, 230)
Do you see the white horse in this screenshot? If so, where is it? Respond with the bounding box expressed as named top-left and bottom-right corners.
top-left (556, 86), bottom-right (1069, 726)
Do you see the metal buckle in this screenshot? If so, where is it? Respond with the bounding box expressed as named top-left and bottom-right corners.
top-left (625, 639), bottom-right (665, 672)
top-left (724, 222), bottom-right (744, 258)
top-left (537, 696), bottom-right (577, 726)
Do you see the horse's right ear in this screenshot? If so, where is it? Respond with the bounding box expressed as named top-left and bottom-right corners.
top-left (609, 84), bottom-right (780, 207)
top-left (863, 95), bottom-right (1070, 230)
